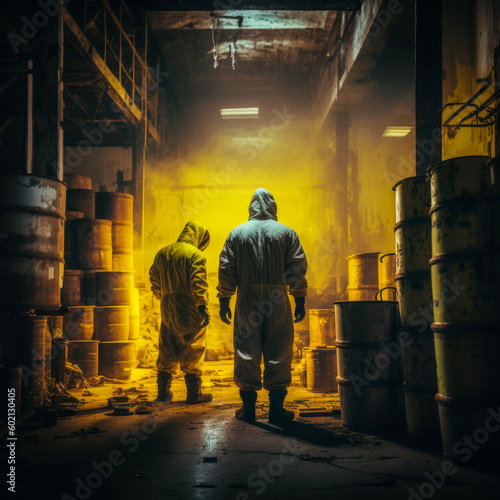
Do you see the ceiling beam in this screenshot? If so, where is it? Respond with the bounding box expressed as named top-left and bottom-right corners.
top-left (130, 0), bottom-right (361, 11)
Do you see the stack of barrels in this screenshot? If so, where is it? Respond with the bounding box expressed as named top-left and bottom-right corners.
top-left (0, 174), bottom-right (67, 412)
top-left (335, 251), bottom-right (400, 430)
top-left (393, 175), bottom-right (439, 437)
top-left (427, 156), bottom-right (499, 460)
top-left (61, 176), bottom-right (137, 381)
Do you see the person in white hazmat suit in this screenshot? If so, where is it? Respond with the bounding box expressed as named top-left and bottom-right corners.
top-left (218, 188), bottom-right (307, 423)
top-left (149, 221), bottom-right (212, 404)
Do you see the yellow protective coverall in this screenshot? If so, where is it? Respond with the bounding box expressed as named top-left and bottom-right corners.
top-left (149, 221), bottom-right (210, 376)
top-left (217, 188), bottom-right (308, 391)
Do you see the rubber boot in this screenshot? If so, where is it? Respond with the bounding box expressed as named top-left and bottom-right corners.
top-left (235, 390), bottom-right (257, 422)
top-left (185, 374), bottom-right (213, 404)
top-left (155, 372), bottom-right (173, 402)
top-left (268, 389), bottom-right (295, 423)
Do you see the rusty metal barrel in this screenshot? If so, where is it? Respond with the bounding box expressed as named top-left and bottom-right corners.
top-left (334, 301), bottom-right (399, 429)
top-left (308, 309), bottom-right (335, 346)
top-left (61, 270), bottom-right (85, 306)
top-left (378, 253), bottom-right (397, 300)
top-left (66, 189), bottom-right (95, 218)
top-left (129, 288), bottom-right (140, 340)
top-left (94, 306), bottom-right (129, 341)
top-left (68, 340), bottom-right (99, 378)
top-left (95, 192), bottom-right (133, 222)
top-left (64, 211), bottom-right (84, 269)
top-left (84, 270), bottom-right (98, 305)
top-left (304, 346), bottom-right (338, 392)
top-left (75, 219), bottom-right (112, 271)
top-left (62, 306), bottom-right (94, 341)
top-left (428, 156), bottom-right (498, 459)
top-left (47, 316), bottom-right (63, 339)
top-left (95, 271), bottom-right (133, 306)
top-left (393, 175), bottom-right (439, 437)
top-left (0, 174), bottom-right (66, 311)
top-left (112, 221), bottom-right (134, 272)
top-left (0, 315), bottom-right (47, 411)
top-left (99, 341), bottom-right (135, 380)
top-left (51, 337), bottom-right (68, 383)
top-left (346, 253), bottom-right (379, 300)
top-left (64, 175), bottom-right (92, 190)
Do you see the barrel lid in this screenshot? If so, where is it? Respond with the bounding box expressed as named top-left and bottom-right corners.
top-left (425, 155), bottom-right (490, 177)
top-left (391, 174), bottom-right (427, 192)
top-left (345, 252), bottom-right (380, 261)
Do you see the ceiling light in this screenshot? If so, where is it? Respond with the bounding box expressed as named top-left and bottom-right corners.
top-left (220, 107), bottom-right (259, 119)
top-left (382, 126), bottom-right (413, 137)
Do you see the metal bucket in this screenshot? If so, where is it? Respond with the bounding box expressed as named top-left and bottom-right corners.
top-left (0, 174), bottom-right (66, 311)
top-left (378, 253), bottom-right (397, 300)
top-left (62, 306), bottom-right (94, 341)
top-left (129, 288), bottom-right (140, 340)
top-left (334, 301), bottom-right (399, 429)
top-left (75, 219), bottom-right (112, 271)
top-left (68, 340), bottom-right (99, 378)
top-left (0, 315), bottom-right (47, 411)
top-left (95, 192), bottom-right (134, 222)
top-left (66, 189), bottom-right (95, 218)
top-left (99, 341), bottom-right (135, 380)
top-left (428, 156), bottom-right (497, 459)
top-left (94, 306), bottom-right (129, 341)
top-left (305, 347), bottom-right (338, 392)
top-left (95, 271), bottom-right (133, 306)
top-left (112, 221), bottom-right (134, 272)
top-left (308, 309), bottom-right (335, 345)
top-left (61, 270), bottom-right (85, 306)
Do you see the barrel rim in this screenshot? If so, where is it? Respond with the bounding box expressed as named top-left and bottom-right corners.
top-left (67, 188), bottom-right (95, 194)
top-left (74, 218), bottom-right (112, 226)
top-left (429, 249), bottom-right (493, 266)
top-left (425, 155), bottom-right (491, 177)
top-left (391, 174), bottom-right (427, 192)
top-left (345, 252), bottom-right (380, 261)
top-left (63, 270), bottom-right (85, 276)
top-left (0, 172), bottom-right (68, 187)
top-left (431, 321), bottom-right (497, 333)
top-left (95, 192), bottom-right (134, 199)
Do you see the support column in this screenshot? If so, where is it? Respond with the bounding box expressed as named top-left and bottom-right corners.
top-left (415, 0), bottom-right (443, 174)
top-left (334, 110), bottom-right (349, 297)
top-left (132, 119), bottom-right (146, 283)
top-left (32, 8), bottom-right (63, 180)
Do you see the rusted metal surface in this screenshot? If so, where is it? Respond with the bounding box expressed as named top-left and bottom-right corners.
top-left (68, 340), bottom-right (99, 378)
top-left (66, 189), bottom-right (95, 219)
top-left (98, 341), bottom-right (135, 380)
top-left (61, 270), bottom-right (85, 306)
top-left (95, 271), bottom-right (134, 306)
top-left (94, 306), bottom-right (130, 342)
top-left (304, 347), bottom-right (338, 393)
top-left (63, 306), bottom-right (95, 341)
top-left (0, 174), bottom-right (66, 311)
top-left (334, 301), bottom-right (399, 430)
top-left (64, 175), bottom-right (92, 190)
top-left (346, 252), bottom-right (379, 301)
top-left (308, 308), bottom-right (335, 346)
top-left (75, 219), bottom-right (112, 271)
top-left (0, 315), bottom-right (47, 411)
top-left (111, 221), bottom-right (134, 271)
top-left (95, 192), bottom-right (134, 222)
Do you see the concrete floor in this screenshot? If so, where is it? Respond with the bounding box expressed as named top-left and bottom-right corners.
top-left (3, 360), bottom-right (500, 500)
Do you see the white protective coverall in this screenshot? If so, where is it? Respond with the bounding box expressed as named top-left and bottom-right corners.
top-left (218, 188), bottom-right (308, 391)
top-left (149, 221), bottom-right (210, 375)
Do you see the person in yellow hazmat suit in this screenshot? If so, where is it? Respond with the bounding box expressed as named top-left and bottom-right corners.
top-left (217, 188), bottom-right (307, 423)
top-left (149, 221), bottom-right (212, 404)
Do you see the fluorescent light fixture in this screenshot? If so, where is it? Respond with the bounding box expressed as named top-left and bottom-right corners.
top-left (220, 107), bottom-right (259, 120)
top-left (383, 126), bottom-right (413, 137)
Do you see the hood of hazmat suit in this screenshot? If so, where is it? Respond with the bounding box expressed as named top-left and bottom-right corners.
top-left (150, 221), bottom-right (210, 337)
top-left (217, 188), bottom-right (307, 391)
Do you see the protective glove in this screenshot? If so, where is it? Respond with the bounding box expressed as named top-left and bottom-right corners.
top-left (294, 296), bottom-right (306, 323)
top-left (219, 297), bottom-right (232, 325)
top-left (198, 305), bottom-right (210, 328)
